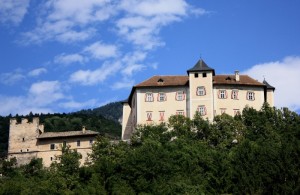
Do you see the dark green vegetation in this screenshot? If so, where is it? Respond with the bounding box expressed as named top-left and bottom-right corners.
top-left (1, 104), bottom-right (300, 194)
top-left (0, 102), bottom-right (122, 157)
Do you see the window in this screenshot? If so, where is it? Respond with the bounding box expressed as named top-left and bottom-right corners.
top-left (234, 109), bottom-right (241, 116)
top-left (145, 93), bottom-right (154, 102)
top-left (202, 73), bottom-right (207, 77)
top-left (194, 73), bottom-right (198, 78)
top-left (146, 112), bottom-right (152, 121)
top-left (50, 144), bottom-right (55, 150)
top-left (158, 92), bottom-right (166, 102)
top-left (176, 91), bottom-right (185, 101)
top-left (159, 111), bottom-right (165, 121)
top-left (27, 149), bottom-right (29, 152)
top-left (77, 140), bottom-right (81, 147)
top-left (176, 110), bottom-right (185, 116)
top-left (197, 105), bottom-right (207, 116)
top-left (63, 141), bottom-right (66, 147)
top-left (20, 149), bottom-right (22, 152)
top-left (50, 157), bottom-right (53, 161)
top-left (247, 91), bottom-right (255, 101)
top-left (231, 90), bottom-right (238, 100)
top-left (218, 90), bottom-right (227, 99)
top-left (89, 139), bottom-right (93, 146)
top-left (22, 137), bottom-right (25, 142)
top-left (196, 86), bottom-right (206, 96)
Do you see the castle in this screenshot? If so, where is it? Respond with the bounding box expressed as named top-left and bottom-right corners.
top-left (8, 117), bottom-right (98, 166)
top-left (121, 59), bottom-right (275, 140)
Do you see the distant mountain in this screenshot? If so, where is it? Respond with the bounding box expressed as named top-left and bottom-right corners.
top-left (76, 101), bottom-right (123, 123)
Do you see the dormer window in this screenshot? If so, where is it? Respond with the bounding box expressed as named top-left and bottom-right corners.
top-left (157, 78), bottom-right (164, 85)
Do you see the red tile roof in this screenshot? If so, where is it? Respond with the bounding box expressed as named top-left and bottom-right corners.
top-left (134, 75), bottom-right (264, 88)
top-left (213, 75), bottom-right (265, 86)
top-left (135, 75), bottom-right (189, 87)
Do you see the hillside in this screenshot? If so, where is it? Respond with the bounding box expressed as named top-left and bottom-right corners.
top-left (76, 101), bottom-right (123, 123)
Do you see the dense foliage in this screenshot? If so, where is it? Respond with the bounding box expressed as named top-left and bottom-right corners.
top-left (76, 102), bottom-right (123, 123)
top-left (1, 104), bottom-right (300, 194)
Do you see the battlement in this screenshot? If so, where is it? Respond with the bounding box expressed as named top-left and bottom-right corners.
top-left (10, 117), bottom-right (40, 125)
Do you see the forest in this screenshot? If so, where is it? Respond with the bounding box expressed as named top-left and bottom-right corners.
top-left (0, 104), bottom-right (300, 194)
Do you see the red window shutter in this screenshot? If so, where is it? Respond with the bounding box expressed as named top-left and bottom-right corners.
top-left (175, 92), bottom-right (178, 100)
top-left (183, 92), bottom-right (186, 100)
top-left (253, 92), bottom-right (255, 100)
top-left (157, 94), bottom-right (159, 101)
top-left (165, 94), bottom-right (167, 101)
top-left (218, 90), bottom-right (221, 98)
top-left (145, 94), bottom-right (147, 101)
top-left (204, 87), bottom-right (206, 95)
top-left (225, 90), bottom-right (228, 99)
top-left (204, 106), bottom-right (207, 115)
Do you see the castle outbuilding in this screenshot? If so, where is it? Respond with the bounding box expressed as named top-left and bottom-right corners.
top-left (122, 59), bottom-right (275, 140)
top-left (8, 117), bottom-right (98, 167)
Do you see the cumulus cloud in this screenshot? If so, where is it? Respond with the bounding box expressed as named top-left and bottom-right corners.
top-left (54, 53), bottom-right (86, 65)
top-left (0, 0), bottom-right (30, 25)
top-left (28, 68), bottom-right (47, 77)
top-left (121, 51), bottom-right (147, 76)
top-left (243, 56), bottom-right (300, 111)
top-left (69, 61), bottom-right (121, 85)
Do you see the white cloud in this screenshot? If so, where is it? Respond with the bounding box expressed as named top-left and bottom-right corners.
top-left (21, 0), bottom-right (115, 44)
top-left (69, 61), bottom-right (121, 85)
top-left (29, 81), bottom-right (65, 105)
top-left (243, 56), bottom-right (300, 111)
top-left (59, 99), bottom-right (98, 109)
top-left (28, 68), bottom-right (47, 77)
top-left (54, 53), bottom-right (86, 65)
top-left (0, 0), bottom-right (30, 25)
top-left (0, 70), bottom-right (25, 85)
top-left (116, 0), bottom-right (207, 50)
top-left (121, 51), bottom-right (147, 76)
top-left (84, 41), bottom-right (118, 59)
top-left (112, 79), bottom-right (134, 90)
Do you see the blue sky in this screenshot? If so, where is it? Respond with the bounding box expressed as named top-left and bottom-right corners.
top-left (1, 0), bottom-right (300, 116)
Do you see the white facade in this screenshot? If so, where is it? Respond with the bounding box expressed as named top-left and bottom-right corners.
top-left (122, 59), bottom-right (275, 140)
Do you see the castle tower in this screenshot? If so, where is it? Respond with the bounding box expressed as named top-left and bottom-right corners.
top-left (8, 117), bottom-right (44, 165)
top-left (263, 79), bottom-right (275, 107)
top-left (187, 59), bottom-right (215, 121)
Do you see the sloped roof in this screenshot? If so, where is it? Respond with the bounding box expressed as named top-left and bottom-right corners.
top-left (213, 75), bottom-right (265, 86)
top-left (38, 130), bottom-right (99, 139)
top-left (135, 75), bottom-right (189, 87)
top-left (187, 59), bottom-right (215, 75)
top-left (263, 79), bottom-right (275, 90)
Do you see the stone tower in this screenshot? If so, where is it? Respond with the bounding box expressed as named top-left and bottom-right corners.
top-left (187, 59), bottom-right (215, 120)
top-left (8, 117), bottom-right (44, 165)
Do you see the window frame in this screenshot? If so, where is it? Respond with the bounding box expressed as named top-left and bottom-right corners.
top-left (231, 90), bottom-right (239, 100)
top-left (176, 91), bottom-right (185, 101)
top-left (196, 86), bottom-right (206, 96)
top-left (146, 111), bottom-right (153, 121)
top-left (218, 90), bottom-right (227, 99)
top-left (247, 91), bottom-right (255, 101)
top-left (159, 111), bottom-right (165, 121)
top-left (197, 105), bottom-right (207, 116)
top-left (157, 92), bottom-right (167, 102)
top-left (145, 92), bottom-right (154, 102)
top-left (176, 110), bottom-right (185, 116)
top-left (50, 144), bottom-right (55, 150)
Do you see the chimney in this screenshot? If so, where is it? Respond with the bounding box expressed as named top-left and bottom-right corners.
top-left (82, 126), bottom-right (86, 133)
top-left (235, 70), bottom-right (240, 82)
